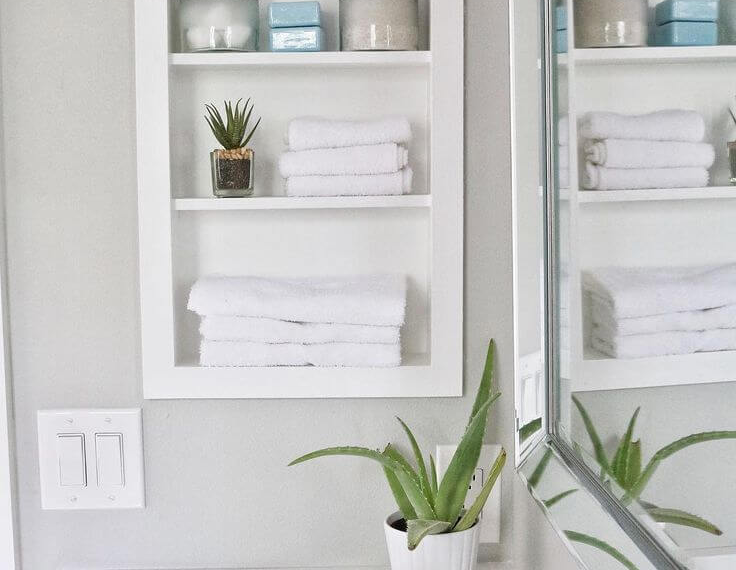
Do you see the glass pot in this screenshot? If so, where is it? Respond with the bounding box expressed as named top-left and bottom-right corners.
top-left (340, 0), bottom-right (419, 51)
top-left (210, 149), bottom-right (254, 198)
top-left (178, 0), bottom-right (259, 52)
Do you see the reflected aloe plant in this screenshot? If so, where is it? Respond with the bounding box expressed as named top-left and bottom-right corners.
top-left (573, 396), bottom-right (736, 536)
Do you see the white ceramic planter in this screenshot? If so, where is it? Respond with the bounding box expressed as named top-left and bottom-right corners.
top-left (384, 512), bottom-right (481, 570)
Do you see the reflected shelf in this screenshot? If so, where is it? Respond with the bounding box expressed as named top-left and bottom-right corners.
top-left (574, 46), bottom-right (736, 66)
top-left (169, 51), bottom-right (432, 68)
top-left (173, 195), bottom-right (432, 211)
top-left (577, 186), bottom-right (736, 203)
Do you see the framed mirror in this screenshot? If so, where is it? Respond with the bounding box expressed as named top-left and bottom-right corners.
top-left (511, 1), bottom-right (736, 569)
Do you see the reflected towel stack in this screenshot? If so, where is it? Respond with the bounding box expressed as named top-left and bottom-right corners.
top-left (188, 274), bottom-right (406, 367)
top-left (581, 110), bottom-right (714, 191)
top-left (583, 263), bottom-right (736, 359)
top-left (279, 117), bottom-right (413, 197)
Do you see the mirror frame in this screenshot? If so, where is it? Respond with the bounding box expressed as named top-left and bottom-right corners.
top-left (511, 2), bottom-right (690, 568)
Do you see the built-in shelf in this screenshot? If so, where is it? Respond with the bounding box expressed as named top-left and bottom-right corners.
top-left (173, 195), bottom-right (432, 211)
top-left (575, 348), bottom-right (736, 392)
top-left (574, 46), bottom-right (736, 66)
top-left (169, 51), bottom-right (433, 68)
top-left (578, 187), bottom-right (736, 204)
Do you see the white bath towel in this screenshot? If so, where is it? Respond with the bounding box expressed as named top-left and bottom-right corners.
top-left (591, 298), bottom-right (736, 337)
top-left (201, 316), bottom-right (400, 345)
top-left (583, 264), bottom-right (736, 319)
top-left (585, 139), bottom-right (715, 169)
top-left (591, 326), bottom-right (736, 359)
top-left (188, 274), bottom-right (407, 326)
top-left (286, 117), bottom-right (412, 151)
top-left (286, 168), bottom-right (413, 197)
top-left (580, 110), bottom-right (706, 142)
top-left (200, 340), bottom-right (401, 367)
top-left (279, 144), bottom-right (409, 177)
top-left (583, 163), bottom-right (709, 190)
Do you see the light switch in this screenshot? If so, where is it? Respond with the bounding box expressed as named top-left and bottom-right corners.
top-left (57, 434), bottom-right (86, 487)
top-left (96, 433), bottom-right (124, 486)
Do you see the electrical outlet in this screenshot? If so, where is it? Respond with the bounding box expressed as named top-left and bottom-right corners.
top-left (436, 444), bottom-right (502, 543)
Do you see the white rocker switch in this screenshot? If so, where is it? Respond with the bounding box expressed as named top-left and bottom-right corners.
top-left (57, 434), bottom-right (86, 487)
top-left (96, 434), bottom-right (124, 486)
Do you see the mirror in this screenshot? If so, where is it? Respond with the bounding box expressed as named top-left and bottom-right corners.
top-left (512, 1), bottom-right (736, 569)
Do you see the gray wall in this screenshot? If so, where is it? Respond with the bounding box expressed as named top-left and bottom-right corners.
top-left (0, 0), bottom-right (579, 568)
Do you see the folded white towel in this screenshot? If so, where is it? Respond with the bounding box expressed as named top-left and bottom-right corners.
top-left (583, 163), bottom-right (709, 190)
top-left (584, 264), bottom-right (736, 319)
top-left (585, 139), bottom-right (715, 169)
top-left (580, 110), bottom-right (706, 142)
top-left (201, 316), bottom-right (400, 345)
top-left (188, 274), bottom-right (407, 326)
top-left (200, 340), bottom-right (401, 367)
top-left (591, 326), bottom-right (736, 359)
top-left (286, 168), bottom-right (413, 197)
top-left (279, 144), bottom-right (409, 177)
top-left (286, 117), bottom-right (412, 151)
top-left (591, 297), bottom-right (736, 337)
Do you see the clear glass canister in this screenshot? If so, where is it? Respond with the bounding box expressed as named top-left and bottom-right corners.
top-left (340, 0), bottom-right (419, 51)
top-left (178, 0), bottom-right (259, 52)
top-left (574, 0), bottom-right (648, 48)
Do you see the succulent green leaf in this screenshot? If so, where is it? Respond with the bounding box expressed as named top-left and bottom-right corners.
top-left (204, 99), bottom-right (261, 150)
top-left (429, 454), bottom-right (438, 496)
top-left (519, 417), bottom-right (543, 444)
top-left (565, 531), bottom-right (640, 570)
top-left (382, 444), bottom-right (417, 521)
top-left (406, 519), bottom-right (452, 551)
top-left (396, 417), bottom-right (434, 506)
top-left (624, 440), bottom-right (642, 491)
top-left (543, 489), bottom-right (578, 509)
top-left (469, 340), bottom-right (496, 426)
top-left (454, 448), bottom-right (506, 532)
top-left (646, 507), bottom-right (722, 536)
top-left (527, 448), bottom-right (553, 489)
top-left (383, 443), bottom-right (420, 486)
top-left (572, 396), bottom-right (611, 475)
top-left (611, 408), bottom-right (640, 489)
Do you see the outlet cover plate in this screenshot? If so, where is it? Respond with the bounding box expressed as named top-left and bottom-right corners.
top-left (436, 444), bottom-right (502, 543)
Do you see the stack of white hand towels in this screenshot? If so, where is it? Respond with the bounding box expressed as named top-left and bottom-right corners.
top-left (188, 274), bottom-right (406, 367)
top-left (584, 263), bottom-right (736, 359)
top-left (279, 117), bottom-right (413, 197)
top-left (581, 110), bottom-right (715, 191)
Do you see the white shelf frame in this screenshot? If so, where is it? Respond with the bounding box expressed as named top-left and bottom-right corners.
top-left (574, 46), bottom-right (736, 65)
top-left (578, 186), bottom-right (736, 203)
top-left (134, 1), bottom-right (464, 399)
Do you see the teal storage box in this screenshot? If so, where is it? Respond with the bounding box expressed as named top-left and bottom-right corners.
top-left (655, 0), bottom-right (719, 25)
top-left (556, 29), bottom-right (568, 53)
top-left (269, 2), bottom-right (321, 28)
top-left (555, 5), bottom-right (567, 30)
top-left (269, 26), bottom-right (325, 51)
top-left (654, 21), bottom-right (717, 45)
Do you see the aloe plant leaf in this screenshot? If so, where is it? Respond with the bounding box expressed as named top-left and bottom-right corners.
top-left (454, 448), bottom-right (506, 532)
top-left (520, 417), bottom-right (543, 444)
top-left (565, 530), bottom-right (640, 570)
top-left (624, 441), bottom-right (642, 491)
top-left (384, 443), bottom-right (420, 486)
top-left (543, 489), bottom-right (578, 509)
top-left (396, 417), bottom-right (434, 505)
top-left (527, 448), bottom-right (553, 489)
top-left (612, 408), bottom-right (640, 489)
top-left (469, 339), bottom-right (496, 426)
top-left (434, 394), bottom-right (499, 523)
top-left (429, 455), bottom-right (438, 496)
top-left (572, 396), bottom-right (611, 474)
top-left (629, 431), bottom-right (736, 500)
top-left (646, 507), bottom-right (722, 536)
top-left (242, 117), bottom-right (262, 147)
top-left (406, 519), bottom-right (452, 551)
top-left (382, 445), bottom-right (417, 521)
top-left (393, 469), bottom-right (436, 520)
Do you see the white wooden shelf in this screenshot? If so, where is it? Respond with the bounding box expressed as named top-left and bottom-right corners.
top-left (574, 46), bottom-right (736, 66)
top-left (578, 187), bottom-right (736, 204)
top-left (575, 348), bottom-right (736, 392)
top-left (169, 51), bottom-right (432, 68)
top-left (173, 195), bottom-right (432, 211)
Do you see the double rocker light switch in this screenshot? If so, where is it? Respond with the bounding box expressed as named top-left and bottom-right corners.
top-left (38, 409), bottom-right (144, 510)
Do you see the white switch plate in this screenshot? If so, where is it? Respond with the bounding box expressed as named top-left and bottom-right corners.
top-left (436, 444), bottom-right (502, 543)
top-left (37, 409), bottom-right (145, 510)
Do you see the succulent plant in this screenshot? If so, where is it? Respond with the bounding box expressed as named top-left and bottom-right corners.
top-left (205, 98), bottom-right (261, 151)
top-left (290, 340), bottom-right (506, 551)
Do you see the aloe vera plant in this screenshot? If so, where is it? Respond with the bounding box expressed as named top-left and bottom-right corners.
top-left (573, 396), bottom-right (736, 535)
top-left (205, 98), bottom-right (261, 152)
top-left (290, 340), bottom-right (507, 550)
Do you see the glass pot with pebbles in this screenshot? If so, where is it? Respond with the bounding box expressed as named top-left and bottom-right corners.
top-left (178, 0), bottom-right (259, 52)
top-left (340, 0), bottom-right (419, 51)
top-left (205, 99), bottom-right (261, 198)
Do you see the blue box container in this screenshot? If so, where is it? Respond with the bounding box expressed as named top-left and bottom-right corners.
top-left (556, 29), bottom-right (568, 53)
top-left (269, 26), bottom-right (325, 51)
top-left (555, 5), bottom-right (567, 30)
top-left (655, 0), bottom-right (719, 25)
top-left (654, 20), bottom-right (718, 45)
top-left (269, 2), bottom-right (321, 28)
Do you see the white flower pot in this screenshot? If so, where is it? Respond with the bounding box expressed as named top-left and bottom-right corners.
top-left (384, 512), bottom-right (481, 570)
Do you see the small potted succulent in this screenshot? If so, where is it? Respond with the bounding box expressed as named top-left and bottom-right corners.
top-left (290, 340), bottom-right (506, 570)
top-left (205, 98), bottom-right (261, 197)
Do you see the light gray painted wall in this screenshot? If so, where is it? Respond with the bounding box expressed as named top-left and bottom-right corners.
top-left (0, 0), bottom-right (579, 568)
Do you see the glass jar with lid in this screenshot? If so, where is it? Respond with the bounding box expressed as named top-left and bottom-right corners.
top-left (178, 0), bottom-right (259, 52)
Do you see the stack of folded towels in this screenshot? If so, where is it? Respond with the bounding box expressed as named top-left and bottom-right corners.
top-left (584, 263), bottom-right (736, 359)
top-left (279, 117), bottom-right (413, 197)
top-left (581, 110), bottom-right (715, 191)
top-left (188, 274), bottom-right (406, 367)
